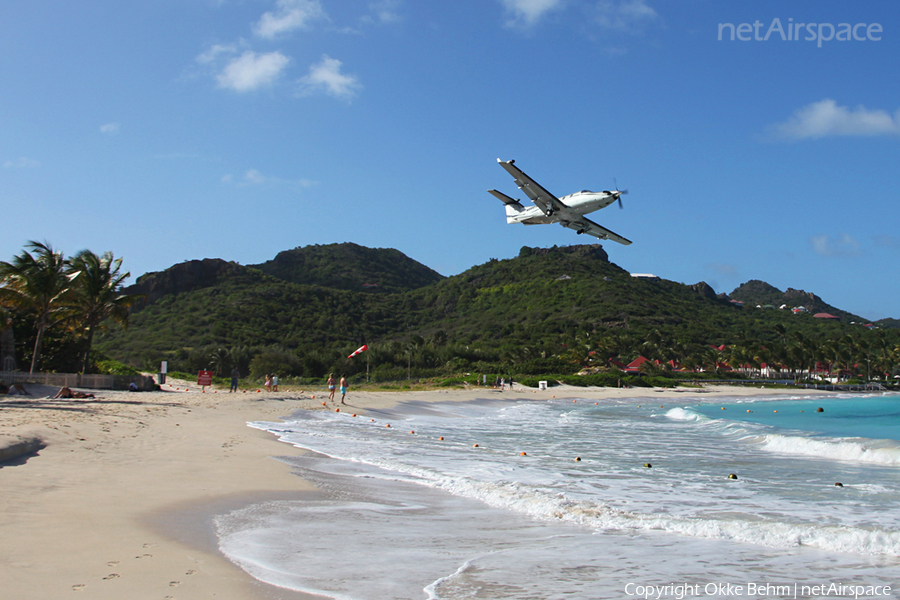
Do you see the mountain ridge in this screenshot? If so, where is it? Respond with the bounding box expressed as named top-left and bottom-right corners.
top-left (98, 242), bottom-right (896, 378)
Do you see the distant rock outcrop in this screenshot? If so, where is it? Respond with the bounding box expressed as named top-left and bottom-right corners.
top-left (251, 242), bottom-right (444, 293)
top-left (520, 244), bottom-right (610, 262)
top-left (125, 259), bottom-right (249, 307)
top-left (689, 281), bottom-right (718, 300)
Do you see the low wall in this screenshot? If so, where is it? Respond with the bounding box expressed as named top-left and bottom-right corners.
top-left (0, 371), bottom-right (157, 391)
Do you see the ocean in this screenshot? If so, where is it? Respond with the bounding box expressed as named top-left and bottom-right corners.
top-left (215, 392), bottom-right (900, 599)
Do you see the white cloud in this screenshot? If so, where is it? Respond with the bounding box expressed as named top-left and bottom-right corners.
top-left (196, 43), bottom-right (238, 65)
top-left (594, 0), bottom-right (658, 32)
top-left (253, 0), bottom-right (326, 39)
top-left (500, 0), bottom-right (564, 27)
top-left (363, 0), bottom-right (402, 25)
top-left (100, 122), bottom-right (120, 134)
top-left (873, 234), bottom-right (899, 249)
top-left (3, 157), bottom-right (40, 169)
top-left (810, 233), bottom-right (861, 258)
top-left (706, 263), bottom-right (738, 277)
top-left (298, 55), bottom-right (361, 100)
top-left (770, 99), bottom-right (900, 140)
top-left (244, 169), bottom-right (267, 184)
top-left (217, 51), bottom-right (290, 92)
top-left (222, 168), bottom-right (316, 189)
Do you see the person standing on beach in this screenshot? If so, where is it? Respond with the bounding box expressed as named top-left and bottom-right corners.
top-left (327, 374), bottom-right (336, 402)
top-left (339, 375), bottom-right (348, 405)
top-left (264, 374), bottom-right (272, 392)
top-left (230, 367), bottom-right (240, 392)
top-left (272, 374), bottom-right (279, 392)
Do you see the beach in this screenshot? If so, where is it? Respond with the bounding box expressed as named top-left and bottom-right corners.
top-left (0, 381), bottom-right (877, 599)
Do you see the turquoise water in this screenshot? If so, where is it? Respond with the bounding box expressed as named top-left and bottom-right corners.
top-left (693, 394), bottom-right (900, 441)
top-left (215, 393), bottom-right (900, 599)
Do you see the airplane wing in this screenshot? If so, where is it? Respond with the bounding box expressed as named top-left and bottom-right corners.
top-left (563, 215), bottom-right (632, 245)
top-left (497, 159), bottom-right (567, 216)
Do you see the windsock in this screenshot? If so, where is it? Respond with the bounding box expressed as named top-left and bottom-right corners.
top-left (348, 344), bottom-right (368, 358)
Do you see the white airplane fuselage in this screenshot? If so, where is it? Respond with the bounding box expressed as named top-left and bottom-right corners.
top-left (506, 190), bottom-right (618, 225)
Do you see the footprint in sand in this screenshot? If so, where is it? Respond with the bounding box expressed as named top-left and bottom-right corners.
top-left (142, 542), bottom-right (157, 549)
top-left (102, 573), bottom-right (120, 580)
top-left (135, 553), bottom-right (153, 558)
top-left (186, 569), bottom-right (197, 575)
top-left (72, 584), bottom-right (85, 591)
top-left (169, 581), bottom-right (181, 587)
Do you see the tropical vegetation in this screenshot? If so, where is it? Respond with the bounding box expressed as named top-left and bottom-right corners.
top-left (2, 241), bottom-right (898, 387)
top-left (0, 241), bottom-right (143, 374)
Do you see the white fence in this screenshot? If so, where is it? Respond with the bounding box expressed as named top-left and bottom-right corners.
top-left (0, 371), bottom-right (156, 391)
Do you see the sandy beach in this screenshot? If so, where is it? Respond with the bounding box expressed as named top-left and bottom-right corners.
top-left (0, 380), bottom-right (821, 599)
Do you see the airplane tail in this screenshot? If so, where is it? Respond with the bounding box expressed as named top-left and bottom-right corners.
top-left (488, 189), bottom-right (525, 223)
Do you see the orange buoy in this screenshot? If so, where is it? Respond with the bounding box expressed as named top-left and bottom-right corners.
top-left (410, 431), bottom-right (415, 434)
top-left (352, 414), bottom-right (357, 417)
top-left (385, 424), bottom-right (391, 428)
top-left (520, 452), bottom-right (527, 456)
top-left (438, 436), bottom-right (444, 440)
top-left (335, 408), bottom-right (340, 412)
top-left (575, 457), bottom-right (581, 462)
top-left (322, 402), bottom-right (327, 406)
top-left (473, 444), bottom-right (479, 447)
top-left (774, 410), bottom-right (778, 413)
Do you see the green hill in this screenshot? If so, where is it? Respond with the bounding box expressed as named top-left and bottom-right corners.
top-left (729, 279), bottom-right (864, 322)
top-left (250, 242), bottom-right (444, 293)
top-left (95, 243), bottom-right (899, 382)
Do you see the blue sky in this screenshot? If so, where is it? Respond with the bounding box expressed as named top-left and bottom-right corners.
top-left (2, 0), bottom-right (898, 320)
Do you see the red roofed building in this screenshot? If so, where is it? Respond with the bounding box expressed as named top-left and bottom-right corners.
top-left (625, 356), bottom-right (650, 372)
top-left (813, 313), bottom-right (840, 320)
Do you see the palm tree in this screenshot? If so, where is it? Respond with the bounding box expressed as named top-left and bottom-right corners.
top-left (208, 347), bottom-right (231, 376)
top-left (67, 249), bottom-right (144, 374)
top-left (0, 241), bottom-right (74, 374)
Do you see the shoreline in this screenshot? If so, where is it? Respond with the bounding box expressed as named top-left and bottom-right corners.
top-left (0, 381), bottom-right (843, 599)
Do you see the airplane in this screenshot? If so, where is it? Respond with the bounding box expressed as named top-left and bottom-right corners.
top-left (488, 158), bottom-right (632, 245)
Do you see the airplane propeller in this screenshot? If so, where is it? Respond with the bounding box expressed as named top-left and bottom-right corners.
top-left (613, 179), bottom-right (628, 209)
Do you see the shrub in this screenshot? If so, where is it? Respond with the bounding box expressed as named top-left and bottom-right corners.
top-left (94, 358), bottom-right (141, 375)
